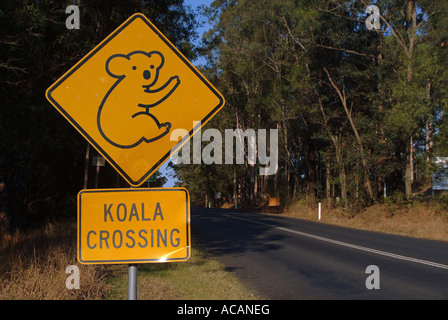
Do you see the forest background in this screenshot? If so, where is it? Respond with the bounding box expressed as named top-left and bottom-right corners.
top-left (1, 0), bottom-right (448, 232)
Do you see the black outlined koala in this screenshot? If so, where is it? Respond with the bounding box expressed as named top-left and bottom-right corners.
top-left (98, 50), bottom-right (180, 149)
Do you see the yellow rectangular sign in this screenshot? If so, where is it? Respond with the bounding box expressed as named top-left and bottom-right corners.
top-left (77, 188), bottom-right (190, 264)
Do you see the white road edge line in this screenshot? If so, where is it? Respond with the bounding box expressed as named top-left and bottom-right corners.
top-left (219, 213), bottom-right (448, 271)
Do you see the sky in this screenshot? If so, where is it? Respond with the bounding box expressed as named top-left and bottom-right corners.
top-left (160, 0), bottom-right (214, 187)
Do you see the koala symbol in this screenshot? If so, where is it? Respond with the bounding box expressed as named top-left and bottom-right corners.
top-left (97, 50), bottom-right (180, 149)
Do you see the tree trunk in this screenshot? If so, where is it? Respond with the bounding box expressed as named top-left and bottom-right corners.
top-left (318, 97), bottom-right (348, 205)
top-left (293, 170), bottom-right (299, 199)
top-left (307, 141), bottom-right (316, 205)
top-left (410, 136), bottom-right (414, 183)
top-left (204, 192), bottom-right (209, 208)
top-left (404, 0), bottom-right (417, 198)
top-left (339, 160), bottom-right (348, 207)
top-left (425, 79), bottom-right (434, 186)
top-left (324, 68), bottom-right (374, 201)
top-left (377, 176), bottom-right (385, 199)
top-left (377, 30), bottom-right (386, 200)
top-left (326, 152), bottom-right (332, 210)
top-left (249, 164), bottom-right (255, 202)
top-left (405, 139), bottom-right (413, 197)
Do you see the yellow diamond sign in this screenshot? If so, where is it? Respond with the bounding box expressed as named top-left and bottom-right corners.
top-left (46, 13), bottom-right (225, 186)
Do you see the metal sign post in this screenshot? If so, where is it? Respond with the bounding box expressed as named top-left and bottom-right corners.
top-left (48, 12), bottom-right (220, 301)
top-left (128, 264), bottom-right (137, 300)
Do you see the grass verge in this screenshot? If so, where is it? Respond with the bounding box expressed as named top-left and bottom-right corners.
top-left (105, 246), bottom-right (257, 300)
top-left (0, 220), bottom-right (107, 299)
top-left (281, 199), bottom-right (448, 242)
top-left (0, 220), bottom-right (257, 300)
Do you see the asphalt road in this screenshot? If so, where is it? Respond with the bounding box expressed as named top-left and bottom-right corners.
top-left (191, 207), bottom-right (448, 300)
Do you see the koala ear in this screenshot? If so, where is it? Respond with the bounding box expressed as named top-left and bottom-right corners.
top-left (105, 54), bottom-right (129, 78)
top-left (147, 51), bottom-right (164, 69)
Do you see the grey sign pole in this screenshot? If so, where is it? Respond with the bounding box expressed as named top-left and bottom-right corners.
top-left (128, 182), bottom-right (138, 300)
top-left (128, 264), bottom-right (137, 300)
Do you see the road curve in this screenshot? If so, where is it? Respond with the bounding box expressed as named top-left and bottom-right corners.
top-left (191, 207), bottom-right (448, 300)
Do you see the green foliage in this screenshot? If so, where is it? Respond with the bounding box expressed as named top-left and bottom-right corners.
top-left (171, 0), bottom-right (448, 209)
top-left (437, 192), bottom-right (448, 217)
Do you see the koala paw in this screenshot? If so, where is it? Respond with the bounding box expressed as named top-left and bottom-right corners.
top-left (159, 122), bottom-right (172, 130)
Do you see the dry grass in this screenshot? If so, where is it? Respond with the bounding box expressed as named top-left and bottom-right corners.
top-left (0, 221), bottom-right (109, 300)
top-left (0, 220), bottom-right (258, 300)
top-left (281, 199), bottom-right (448, 242)
top-left (105, 246), bottom-right (258, 300)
